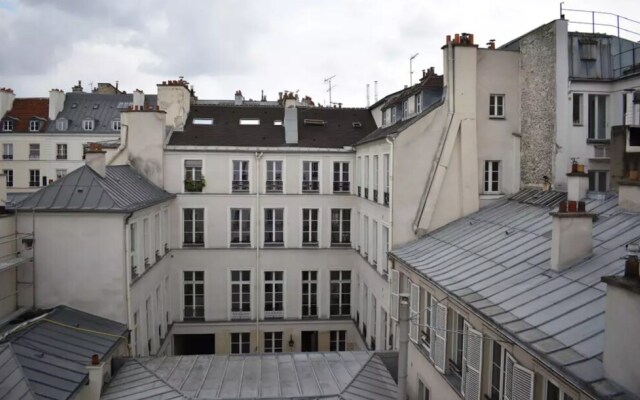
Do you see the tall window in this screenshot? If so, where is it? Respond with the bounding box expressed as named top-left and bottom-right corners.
top-left (154, 213), bottom-right (160, 259)
top-left (371, 221), bottom-right (378, 265)
top-left (266, 160), bottom-right (283, 192)
top-left (363, 216), bottom-right (369, 256)
top-left (382, 226), bottom-right (389, 272)
top-left (572, 93), bottom-right (583, 125)
top-left (403, 100), bottom-right (409, 119)
top-left (383, 154), bottom-right (390, 205)
top-left (545, 379), bottom-right (574, 400)
top-left (29, 144), bottom-right (39, 160)
top-left (333, 162), bottom-right (350, 192)
top-left (491, 342), bottom-right (504, 400)
top-left (143, 218), bottom-right (150, 267)
top-left (364, 156), bottom-right (370, 198)
top-left (330, 270), bottom-right (351, 317)
top-left (264, 208), bottom-right (284, 246)
top-left (3, 144), bottom-right (13, 160)
top-left (3, 170), bottom-right (12, 187)
top-left (330, 330), bottom-right (347, 351)
top-left (231, 271), bottom-right (251, 319)
top-left (56, 144), bottom-right (67, 160)
top-left (373, 156), bottom-right (379, 202)
top-left (111, 119), bottom-right (121, 131)
top-left (264, 332), bottom-right (283, 353)
top-left (420, 290), bottom-right (432, 349)
top-left (418, 380), bottom-right (430, 400)
top-left (588, 170), bottom-right (608, 192)
top-left (230, 208), bottom-right (251, 246)
top-left (416, 94), bottom-right (423, 113)
top-left (588, 94), bottom-right (607, 139)
top-left (183, 208), bottom-right (204, 246)
top-left (29, 169), bottom-right (40, 187)
top-left (391, 107), bottom-right (397, 123)
top-left (356, 156), bottom-right (362, 196)
top-left (231, 332), bottom-right (250, 354)
top-left (302, 208), bottom-right (319, 246)
top-left (264, 271), bottom-right (284, 318)
top-left (184, 160), bottom-right (203, 192)
top-left (56, 118), bottom-right (67, 131)
top-left (450, 311), bottom-right (466, 375)
top-left (1, 120), bottom-right (13, 132)
top-left (331, 209), bottom-right (351, 246)
top-left (302, 161), bottom-right (320, 192)
top-left (29, 120), bottom-right (41, 132)
top-left (232, 160), bottom-right (249, 192)
top-left (302, 271), bottom-right (318, 318)
top-left (484, 161), bottom-right (500, 193)
top-left (489, 94), bottom-right (505, 118)
top-left (130, 223), bottom-right (138, 278)
top-left (145, 298), bottom-right (153, 354)
top-left (183, 271), bottom-right (204, 321)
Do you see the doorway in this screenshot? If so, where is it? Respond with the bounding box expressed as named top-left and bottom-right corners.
top-left (301, 331), bottom-right (318, 352)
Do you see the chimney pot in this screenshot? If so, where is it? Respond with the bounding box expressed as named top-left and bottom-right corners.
top-left (91, 354), bottom-right (100, 365)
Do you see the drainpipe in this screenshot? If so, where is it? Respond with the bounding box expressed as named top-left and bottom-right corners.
top-left (124, 212), bottom-right (134, 355)
top-left (254, 152), bottom-right (263, 351)
top-left (397, 295), bottom-right (410, 400)
top-left (385, 134), bottom-right (396, 351)
top-left (31, 208), bottom-right (35, 309)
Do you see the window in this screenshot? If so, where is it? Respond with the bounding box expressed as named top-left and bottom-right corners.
top-left (111, 119), bottom-right (121, 131)
top-left (302, 208), bottom-right (319, 246)
top-left (239, 118), bottom-right (260, 125)
top-left (56, 144), bottom-right (67, 160)
top-left (193, 118), bottom-right (214, 125)
top-left (418, 380), bottom-right (430, 400)
top-left (382, 110), bottom-right (387, 126)
top-left (420, 290), bottom-right (432, 349)
top-left (588, 170), bottom-right (608, 192)
top-left (232, 160), bottom-right (249, 192)
top-left (382, 226), bottom-right (389, 272)
top-left (450, 311), bottom-right (466, 375)
top-left (484, 161), bottom-right (500, 193)
top-left (416, 94), bottom-right (423, 114)
top-left (489, 94), bottom-right (505, 118)
top-left (154, 213), bottom-right (160, 259)
top-left (132, 311), bottom-right (140, 356)
top-left (403, 99), bottom-right (409, 119)
top-left (391, 107), bottom-right (397, 123)
top-left (371, 221), bottom-right (378, 265)
top-left (29, 169), bottom-right (40, 187)
top-left (82, 119), bottom-right (94, 131)
top-left (3, 170), bottom-right (12, 187)
top-left (273, 120), bottom-right (282, 126)
top-left (383, 154), bottom-right (390, 205)
top-left (362, 215), bottom-right (369, 256)
top-left (331, 209), bottom-right (351, 245)
top-left (545, 380), bottom-right (574, 400)
top-left (333, 162), bottom-right (350, 192)
top-left (264, 332), bottom-right (283, 353)
top-left (373, 156), bottom-right (379, 202)
top-left (29, 144), bottom-right (39, 160)
top-left (56, 119), bottom-right (67, 131)
top-left (231, 271), bottom-right (251, 319)
top-left (330, 270), bottom-right (351, 317)
top-left (230, 208), bottom-right (251, 246)
top-left (572, 93), bottom-right (583, 125)
top-left (491, 342), bottom-right (504, 400)
top-left (163, 209), bottom-right (169, 251)
top-left (264, 208), bottom-right (284, 246)
top-left (264, 271), bottom-right (284, 318)
top-left (266, 160), bottom-right (283, 192)
top-left (145, 298), bottom-right (153, 354)
top-left (302, 271), bottom-right (318, 318)
top-left (183, 208), bottom-right (204, 246)
top-left (2, 120), bottom-right (13, 132)
top-left (330, 330), bottom-right (347, 351)
top-left (302, 161), bottom-right (320, 192)
top-left (130, 223), bottom-right (138, 278)
top-left (29, 120), bottom-right (41, 132)
top-left (143, 218), bottom-right (150, 267)
top-left (231, 332), bottom-right (251, 354)
top-left (588, 94), bottom-right (607, 139)
top-left (3, 144), bottom-right (13, 160)
top-left (184, 160), bottom-right (203, 192)
top-left (183, 271), bottom-right (204, 321)
top-left (364, 156), bottom-right (369, 197)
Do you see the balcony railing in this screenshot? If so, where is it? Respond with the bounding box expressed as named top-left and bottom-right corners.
top-left (265, 309), bottom-right (284, 319)
top-left (29, 181), bottom-right (39, 187)
top-left (29, 154), bottom-right (39, 160)
top-left (231, 310), bottom-right (251, 320)
top-left (265, 180), bottom-right (283, 193)
top-left (302, 181), bottom-right (319, 192)
top-left (184, 179), bottom-right (205, 193)
top-left (2, 155), bottom-right (12, 160)
top-left (232, 180), bottom-right (250, 192)
top-left (333, 181), bottom-right (350, 193)
top-left (56, 155), bottom-right (67, 160)
top-left (183, 307), bottom-right (205, 321)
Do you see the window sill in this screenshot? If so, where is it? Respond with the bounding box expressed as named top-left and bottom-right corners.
top-left (489, 116), bottom-right (505, 120)
top-left (330, 243), bottom-right (352, 248)
top-left (302, 242), bottom-right (319, 248)
top-left (479, 193), bottom-right (505, 200)
top-left (182, 243), bottom-right (205, 248)
top-left (230, 243), bottom-right (252, 248)
top-left (586, 138), bottom-right (610, 144)
top-left (263, 243), bottom-right (284, 248)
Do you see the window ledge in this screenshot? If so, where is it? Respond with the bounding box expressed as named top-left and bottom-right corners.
top-left (489, 116), bottom-right (505, 120)
top-left (479, 193), bottom-right (505, 200)
top-left (586, 138), bottom-right (610, 144)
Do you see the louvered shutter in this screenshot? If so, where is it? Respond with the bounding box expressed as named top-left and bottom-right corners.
top-left (433, 303), bottom-right (447, 373)
top-left (512, 364), bottom-right (534, 400)
top-left (464, 323), bottom-right (483, 400)
top-left (409, 283), bottom-right (420, 343)
top-left (504, 353), bottom-right (515, 400)
top-left (461, 322), bottom-right (468, 397)
top-left (390, 270), bottom-right (400, 321)
top-left (428, 296), bottom-right (436, 361)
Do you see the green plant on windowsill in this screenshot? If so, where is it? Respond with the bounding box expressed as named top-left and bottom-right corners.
top-left (184, 176), bottom-right (206, 192)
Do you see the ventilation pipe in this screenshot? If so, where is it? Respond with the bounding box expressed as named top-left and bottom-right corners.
top-left (397, 295), bottom-right (409, 400)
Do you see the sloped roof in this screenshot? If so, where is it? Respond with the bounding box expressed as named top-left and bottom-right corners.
top-left (390, 189), bottom-right (640, 399)
top-left (0, 305), bottom-right (128, 400)
top-left (168, 105), bottom-right (376, 149)
top-left (103, 352), bottom-right (398, 400)
top-left (15, 165), bottom-right (174, 213)
top-left (1, 98), bottom-right (49, 132)
top-left (0, 344), bottom-right (36, 400)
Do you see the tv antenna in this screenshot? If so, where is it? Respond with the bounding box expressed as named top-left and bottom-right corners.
top-left (324, 75), bottom-right (336, 105)
top-left (409, 53), bottom-right (419, 86)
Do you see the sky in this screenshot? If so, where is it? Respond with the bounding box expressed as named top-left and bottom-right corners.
top-left (0, 0), bottom-right (638, 107)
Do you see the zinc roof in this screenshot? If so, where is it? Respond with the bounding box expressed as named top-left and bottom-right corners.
top-left (390, 189), bottom-right (640, 399)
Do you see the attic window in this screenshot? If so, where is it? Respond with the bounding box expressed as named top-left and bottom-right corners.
top-left (352, 122), bottom-right (362, 128)
top-left (239, 118), bottom-right (260, 126)
top-left (29, 120), bottom-right (42, 132)
top-left (111, 119), bottom-right (121, 131)
top-left (193, 118), bottom-right (214, 125)
top-left (117, 102), bottom-right (132, 109)
top-left (273, 120), bottom-right (283, 126)
top-left (83, 119), bottom-right (95, 131)
top-left (2, 120), bottom-right (13, 132)
top-left (303, 119), bottom-right (326, 126)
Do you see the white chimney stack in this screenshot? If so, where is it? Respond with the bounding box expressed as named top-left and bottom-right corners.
top-left (85, 354), bottom-right (108, 399)
top-left (86, 144), bottom-right (106, 178)
top-left (0, 88), bottom-right (15, 120)
top-left (618, 180), bottom-right (640, 212)
top-left (566, 163), bottom-right (589, 202)
top-left (48, 89), bottom-right (65, 120)
top-left (550, 200), bottom-right (594, 271)
top-left (283, 93), bottom-right (298, 145)
top-left (132, 89), bottom-right (145, 109)
top-left (234, 90), bottom-right (244, 106)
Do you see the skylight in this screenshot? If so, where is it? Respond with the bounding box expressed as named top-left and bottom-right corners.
top-left (240, 118), bottom-right (260, 126)
top-left (352, 122), bottom-right (362, 128)
top-left (303, 119), bottom-right (325, 126)
top-left (193, 118), bottom-right (214, 125)
top-left (273, 120), bottom-right (283, 126)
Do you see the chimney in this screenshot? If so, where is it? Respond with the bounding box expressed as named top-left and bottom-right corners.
top-left (601, 244), bottom-right (640, 397)
top-left (157, 79), bottom-right (192, 130)
top-left (487, 39), bottom-right (496, 50)
top-left (72, 80), bottom-right (83, 93)
top-left (85, 354), bottom-right (107, 399)
top-left (618, 177), bottom-right (640, 212)
top-left (550, 200), bottom-right (594, 271)
top-left (234, 90), bottom-right (244, 105)
top-left (86, 143), bottom-right (106, 178)
top-left (0, 88), bottom-right (15, 119)
top-left (567, 162), bottom-right (589, 201)
top-left (283, 92), bottom-right (298, 144)
top-left (132, 89), bottom-right (145, 109)
top-left (48, 89), bottom-right (65, 120)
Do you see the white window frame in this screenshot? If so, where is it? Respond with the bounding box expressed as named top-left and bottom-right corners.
top-left (544, 378), bottom-right (574, 400)
top-left (373, 155), bottom-right (379, 201)
top-left (183, 159), bottom-right (203, 192)
top-left (264, 271), bottom-right (284, 319)
top-left (183, 271), bottom-right (204, 321)
top-left (409, 283), bottom-right (420, 343)
top-left (265, 160), bottom-right (284, 193)
top-left (231, 332), bottom-right (251, 354)
top-left (332, 161), bottom-right (350, 193)
top-left (56, 118), bottom-right (67, 131)
top-left (143, 218), bottom-right (150, 267)
top-left (330, 270), bottom-right (351, 317)
top-left (29, 143), bottom-right (39, 160)
top-left (29, 169), bottom-right (40, 187)
top-left (145, 297), bottom-right (153, 354)
top-left (572, 93), bottom-right (583, 126)
top-left (154, 213), bottom-right (160, 260)
top-left (230, 208), bottom-right (252, 246)
top-left (484, 161), bottom-right (501, 194)
top-left (132, 311), bottom-right (140, 356)
top-left (111, 119), bottom-right (121, 131)
top-left (330, 330), bottom-right (347, 351)
top-left (3, 143), bottom-right (13, 160)
top-left (331, 208), bottom-right (351, 246)
top-left (231, 159), bottom-right (250, 193)
top-left (302, 208), bottom-right (319, 247)
top-left (371, 220), bottom-right (378, 265)
top-left (403, 99), bottom-right (409, 119)
top-left (82, 119), bottom-right (95, 131)
top-left (29, 120), bottom-right (41, 132)
top-left (264, 331), bottom-right (283, 353)
top-left (362, 215), bottom-right (369, 255)
top-left (129, 222), bottom-right (138, 277)
top-left (2, 119), bottom-right (13, 132)
top-left (182, 208), bottom-right (205, 247)
top-left (301, 270), bottom-right (318, 318)
top-left (588, 94), bottom-right (607, 139)
top-left (416, 94), bottom-right (423, 114)
top-left (302, 160), bottom-right (320, 193)
top-left (489, 94), bottom-right (505, 118)
top-left (263, 208), bottom-right (284, 246)
top-left (3, 169), bottom-right (13, 187)
top-left (230, 270), bottom-right (251, 320)
top-left (56, 143), bottom-right (68, 160)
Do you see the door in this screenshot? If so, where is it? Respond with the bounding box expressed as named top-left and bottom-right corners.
top-left (301, 331), bottom-right (318, 352)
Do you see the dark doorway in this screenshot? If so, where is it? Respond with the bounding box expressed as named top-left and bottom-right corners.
top-left (301, 331), bottom-right (318, 352)
top-left (173, 334), bottom-right (215, 355)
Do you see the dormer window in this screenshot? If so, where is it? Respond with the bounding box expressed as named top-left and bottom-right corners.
top-left (83, 119), bottom-right (95, 131)
top-left (415, 94), bottom-right (422, 113)
top-left (29, 120), bottom-right (41, 132)
top-left (56, 118), bottom-right (68, 131)
top-left (391, 108), bottom-right (397, 123)
top-left (111, 119), bottom-right (121, 131)
top-left (1, 120), bottom-right (13, 132)
top-left (403, 100), bottom-right (409, 119)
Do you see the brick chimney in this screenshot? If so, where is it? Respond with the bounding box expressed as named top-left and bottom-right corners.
top-left (567, 162), bottom-right (589, 202)
top-left (550, 200), bottom-right (594, 271)
top-left (86, 143), bottom-right (106, 178)
top-left (49, 89), bottom-right (65, 120)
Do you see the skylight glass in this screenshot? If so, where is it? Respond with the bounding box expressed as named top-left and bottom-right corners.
top-left (193, 118), bottom-right (214, 125)
top-left (240, 118), bottom-right (260, 126)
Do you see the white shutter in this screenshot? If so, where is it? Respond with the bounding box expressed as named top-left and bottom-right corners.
top-left (464, 322), bottom-right (483, 400)
top-left (504, 353), bottom-right (515, 400)
top-left (429, 296), bottom-right (435, 361)
top-left (461, 322), bottom-right (468, 396)
top-left (409, 283), bottom-right (420, 343)
top-left (433, 303), bottom-right (447, 373)
top-left (390, 270), bottom-right (400, 321)
top-left (512, 364), bottom-right (534, 400)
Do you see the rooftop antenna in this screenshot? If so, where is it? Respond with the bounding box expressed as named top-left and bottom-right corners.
top-left (324, 75), bottom-right (336, 105)
top-left (366, 83), bottom-right (370, 107)
top-left (374, 80), bottom-right (378, 102)
top-left (89, 81), bottom-right (94, 91)
top-left (409, 53), bottom-right (419, 86)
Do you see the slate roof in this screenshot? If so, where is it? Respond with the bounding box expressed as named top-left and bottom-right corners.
top-left (15, 165), bottom-right (174, 213)
top-left (168, 105), bottom-right (377, 148)
top-left (390, 188), bottom-right (640, 400)
top-left (0, 305), bottom-right (128, 400)
top-left (102, 352), bottom-right (398, 400)
top-left (46, 93), bottom-right (157, 134)
top-left (1, 98), bottom-right (49, 133)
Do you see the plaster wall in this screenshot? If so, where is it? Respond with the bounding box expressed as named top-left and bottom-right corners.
top-left (157, 85), bottom-right (191, 130)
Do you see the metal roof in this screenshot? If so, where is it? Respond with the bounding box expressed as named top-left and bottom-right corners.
top-left (390, 189), bottom-right (640, 399)
top-left (103, 352), bottom-right (397, 400)
top-left (0, 305), bottom-right (128, 400)
top-left (15, 165), bottom-right (174, 213)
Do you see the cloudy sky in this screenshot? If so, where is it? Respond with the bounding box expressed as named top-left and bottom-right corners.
top-left (0, 0), bottom-right (638, 106)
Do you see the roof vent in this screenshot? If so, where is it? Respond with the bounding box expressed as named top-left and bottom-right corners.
top-left (303, 119), bottom-right (325, 126)
top-left (71, 103), bottom-right (78, 109)
top-left (92, 104), bottom-right (99, 110)
top-left (352, 122), bottom-right (362, 128)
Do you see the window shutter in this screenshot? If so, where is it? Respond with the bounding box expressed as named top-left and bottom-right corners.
top-left (504, 353), bottom-right (515, 400)
top-left (409, 283), bottom-right (420, 343)
top-left (464, 322), bottom-right (483, 400)
top-left (391, 270), bottom-right (400, 321)
top-left (461, 322), bottom-right (468, 397)
top-left (433, 303), bottom-right (447, 373)
top-left (512, 364), bottom-right (534, 400)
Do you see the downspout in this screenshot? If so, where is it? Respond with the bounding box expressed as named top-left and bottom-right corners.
top-left (31, 208), bottom-right (35, 309)
top-left (385, 134), bottom-right (396, 351)
top-left (254, 152), bottom-right (263, 351)
top-left (397, 295), bottom-right (410, 400)
top-left (124, 212), bottom-right (134, 355)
